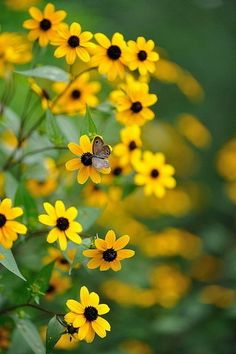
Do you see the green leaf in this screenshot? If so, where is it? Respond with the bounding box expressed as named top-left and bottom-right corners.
top-left (78, 206), bottom-right (101, 232)
top-left (14, 182), bottom-right (38, 228)
top-left (69, 237), bottom-right (91, 272)
top-left (15, 66), bottom-right (69, 82)
top-left (0, 246), bottom-right (26, 281)
top-left (16, 318), bottom-right (45, 354)
top-left (80, 106), bottom-right (97, 138)
top-left (29, 261), bottom-right (55, 303)
top-left (122, 183), bottom-right (137, 198)
top-left (7, 328), bottom-right (32, 354)
top-left (4, 172), bottom-right (19, 200)
top-left (46, 316), bottom-right (65, 354)
top-left (46, 110), bottom-right (65, 145)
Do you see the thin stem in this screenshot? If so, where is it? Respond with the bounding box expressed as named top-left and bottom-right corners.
top-left (0, 303), bottom-right (64, 317)
top-left (11, 145), bottom-right (67, 167)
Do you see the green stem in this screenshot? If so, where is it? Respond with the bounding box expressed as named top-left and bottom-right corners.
top-left (0, 303), bottom-right (64, 316)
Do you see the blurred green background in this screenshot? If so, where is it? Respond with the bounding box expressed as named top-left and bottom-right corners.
top-left (1, 1), bottom-right (236, 354)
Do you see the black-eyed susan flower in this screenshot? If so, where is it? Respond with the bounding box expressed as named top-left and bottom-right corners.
top-left (0, 32), bottom-right (32, 77)
top-left (45, 271), bottom-right (71, 300)
top-left (42, 247), bottom-right (78, 271)
top-left (91, 32), bottom-right (128, 81)
top-left (113, 125), bottom-right (142, 166)
top-left (82, 183), bottom-right (108, 207)
top-left (29, 79), bottom-right (51, 110)
top-left (38, 201), bottom-right (82, 251)
top-left (125, 37), bottom-right (159, 75)
top-left (110, 76), bottom-right (157, 126)
top-left (65, 135), bottom-right (111, 184)
top-left (23, 3), bottom-right (66, 47)
top-left (0, 198), bottom-right (27, 249)
top-left (51, 22), bottom-right (94, 65)
top-left (64, 286), bottom-right (111, 343)
top-left (83, 230), bottom-right (135, 271)
top-left (52, 73), bottom-right (100, 115)
top-left (133, 151), bottom-right (176, 198)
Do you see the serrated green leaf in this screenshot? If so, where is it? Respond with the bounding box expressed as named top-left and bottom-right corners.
top-left (78, 206), bottom-right (101, 232)
top-left (16, 319), bottom-right (45, 354)
top-left (46, 316), bottom-right (65, 354)
top-left (80, 106), bottom-right (97, 138)
top-left (46, 110), bottom-right (65, 145)
top-left (14, 182), bottom-right (38, 228)
top-left (0, 246), bottom-right (26, 281)
top-left (15, 66), bottom-right (69, 82)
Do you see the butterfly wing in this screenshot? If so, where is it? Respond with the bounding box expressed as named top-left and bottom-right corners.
top-left (92, 157), bottom-right (110, 170)
top-left (92, 136), bottom-right (111, 158)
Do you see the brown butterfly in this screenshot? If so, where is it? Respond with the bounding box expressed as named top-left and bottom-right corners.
top-left (92, 136), bottom-right (111, 170)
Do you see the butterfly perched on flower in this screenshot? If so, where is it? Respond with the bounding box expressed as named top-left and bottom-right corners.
top-left (91, 136), bottom-right (111, 170)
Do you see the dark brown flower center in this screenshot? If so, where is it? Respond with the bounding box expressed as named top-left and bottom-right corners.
top-left (81, 152), bottom-right (93, 166)
top-left (56, 217), bottom-right (69, 231)
top-left (107, 45), bottom-right (121, 60)
top-left (67, 325), bottom-right (78, 335)
top-left (113, 167), bottom-right (122, 176)
top-left (131, 101), bottom-right (142, 113)
top-left (137, 50), bottom-right (147, 61)
top-left (103, 248), bottom-right (117, 262)
top-left (46, 284), bottom-right (55, 294)
top-left (71, 89), bottom-right (81, 99)
top-left (150, 169), bottom-right (159, 178)
top-left (68, 35), bottom-right (80, 48)
top-left (84, 306), bottom-right (98, 321)
top-left (59, 257), bottom-right (69, 265)
top-left (128, 140), bottom-right (137, 151)
top-left (39, 19), bottom-right (52, 31)
top-left (42, 89), bottom-right (50, 100)
top-left (0, 213), bottom-right (7, 228)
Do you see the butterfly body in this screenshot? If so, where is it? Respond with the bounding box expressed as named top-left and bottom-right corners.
top-left (92, 136), bottom-right (111, 170)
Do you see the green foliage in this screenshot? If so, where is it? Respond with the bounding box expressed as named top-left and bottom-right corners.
top-left (14, 182), bottom-right (38, 228)
top-left (46, 316), bottom-right (65, 354)
top-left (0, 246), bottom-right (26, 281)
top-left (80, 106), bottom-right (98, 138)
top-left (78, 206), bottom-right (101, 232)
top-left (45, 110), bottom-right (66, 145)
top-left (15, 66), bottom-right (69, 82)
top-left (15, 318), bottom-right (45, 354)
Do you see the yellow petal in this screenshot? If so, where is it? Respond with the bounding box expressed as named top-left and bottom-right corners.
top-left (85, 325), bottom-right (95, 343)
top-left (79, 135), bottom-right (92, 152)
top-left (78, 322), bottom-right (90, 340)
top-left (76, 47), bottom-right (90, 62)
top-left (66, 299), bottom-right (84, 314)
top-left (69, 221), bottom-right (83, 233)
top-left (90, 168), bottom-right (101, 184)
top-left (29, 6), bottom-right (43, 21)
top-left (55, 200), bottom-right (65, 217)
top-left (95, 238), bottom-right (107, 251)
top-left (105, 230), bottom-right (116, 248)
top-left (89, 292), bottom-right (99, 306)
top-left (96, 316), bottom-right (111, 331)
top-left (70, 22), bottom-right (81, 35)
top-left (39, 214), bottom-right (56, 226)
top-left (6, 221), bottom-right (27, 235)
top-left (80, 286), bottom-right (90, 307)
top-left (117, 249), bottom-right (135, 260)
top-left (87, 257), bottom-right (102, 269)
top-left (6, 207), bottom-right (23, 220)
top-left (68, 142), bottom-right (83, 155)
top-left (95, 33), bottom-right (110, 48)
top-left (114, 235), bottom-right (130, 250)
top-left (65, 230), bottom-right (82, 244)
top-left (64, 312), bottom-right (77, 324)
top-left (77, 166), bottom-right (89, 184)
top-left (58, 232), bottom-right (67, 250)
top-left (111, 260), bottom-right (121, 271)
top-left (91, 320), bottom-right (106, 338)
top-left (83, 249), bottom-right (100, 258)
top-left (47, 228), bottom-right (59, 243)
top-left (97, 304), bottom-right (110, 315)
top-left (65, 206), bottom-right (78, 221)
top-left (65, 158), bottom-right (82, 171)
top-left (73, 315), bottom-right (86, 328)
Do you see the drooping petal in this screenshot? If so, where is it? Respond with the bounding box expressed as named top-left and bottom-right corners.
top-left (91, 320), bottom-right (106, 338)
top-left (47, 228), bottom-right (59, 243)
top-left (78, 322), bottom-right (90, 340)
top-left (58, 232), bottom-right (67, 250)
top-left (110, 259), bottom-right (121, 271)
top-left (65, 230), bottom-right (82, 244)
top-left (77, 166), bottom-right (89, 184)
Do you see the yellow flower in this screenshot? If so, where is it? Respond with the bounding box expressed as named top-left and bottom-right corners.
top-left (0, 33), bottom-right (32, 77)
top-left (102, 155), bottom-right (131, 185)
top-left (200, 285), bottom-right (236, 308)
top-left (217, 137), bottom-right (236, 181)
top-left (65, 135), bottom-right (111, 184)
top-left (110, 77), bottom-right (157, 126)
top-left (29, 79), bottom-right (51, 110)
top-left (134, 151), bottom-right (176, 198)
top-left (42, 247), bottom-right (78, 272)
top-left (83, 230), bottom-right (135, 271)
top-left (27, 179), bottom-right (57, 197)
top-left (64, 286), bottom-right (111, 343)
top-left (38, 200), bottom-right (82, 251)
top-left (23, 3), bottom-right (66, 47)
top-left (113, 125), bottom-right (142, 166)
top-left (0, 198), bottom-right (27, 249)
top-left (45, 271), bottom-right (71, 300)
top-left (5, 0), bottom-right (40, 11)
top-left (82, 183), bottom-right (108, 207)
top-left (52, 22), bottom-right (94, 65)
top-left (91, 32), bottom-right (128, 81)
top-left (52, 73), bottom-right (100, 115)
top-left (125, 37), bottom-right (159, 75)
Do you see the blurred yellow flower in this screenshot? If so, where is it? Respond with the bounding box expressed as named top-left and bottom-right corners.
top-left (29, 79), bottom-right (51, 110)
top-left (83, 230), bottom-right (135, 271)
top-left (0, 130), bottom-right (18, 150)
top-left (121, 339), bottom-right (154, 354)
top-left (23, 3), bottom-right (66, 47)
top-left (38, 200), bottom-right (82, 251)
top-left (83, 183), bottom-right (108, 207)
top-left (52, 73), bottom-right (100, 115)
top-left (125, 37), bottom-right (159, 75)
top-left (52, 22), bottom-right (94, 65)
top-left (43, 247), bottom-right (78, 272)
top-left (91, 32), bottom-right (128, 81)
top-left (200, 285), bottom-right (236, 308)
top-left (5, 0), bottom-right (40, 11)
top-left (64, 286), bottom-right (110, 343)
top-left (113, 125), bottom-right (142, 167)
top-left (110, 77), bottom-right (157, 126)
top-left (217, 137), bottom-right (236, 181)
top-left (45, 271), bottom-right (71, 300)
top-left (177, 114), bottom-right (211, 148)
top-left (134, 151), bottom-right (176, 198)
top-left (65, 135), bottom-right (111, 184)
top-left (0, 198), bottom-right (27, 249)
top-left (0, 33), bottom-right (32, 77)
top-left (191, 255), bottom-right (222, 281)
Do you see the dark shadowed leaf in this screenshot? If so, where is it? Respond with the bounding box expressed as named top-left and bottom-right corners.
top-left (46, 316), bottom-right (65, 354)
